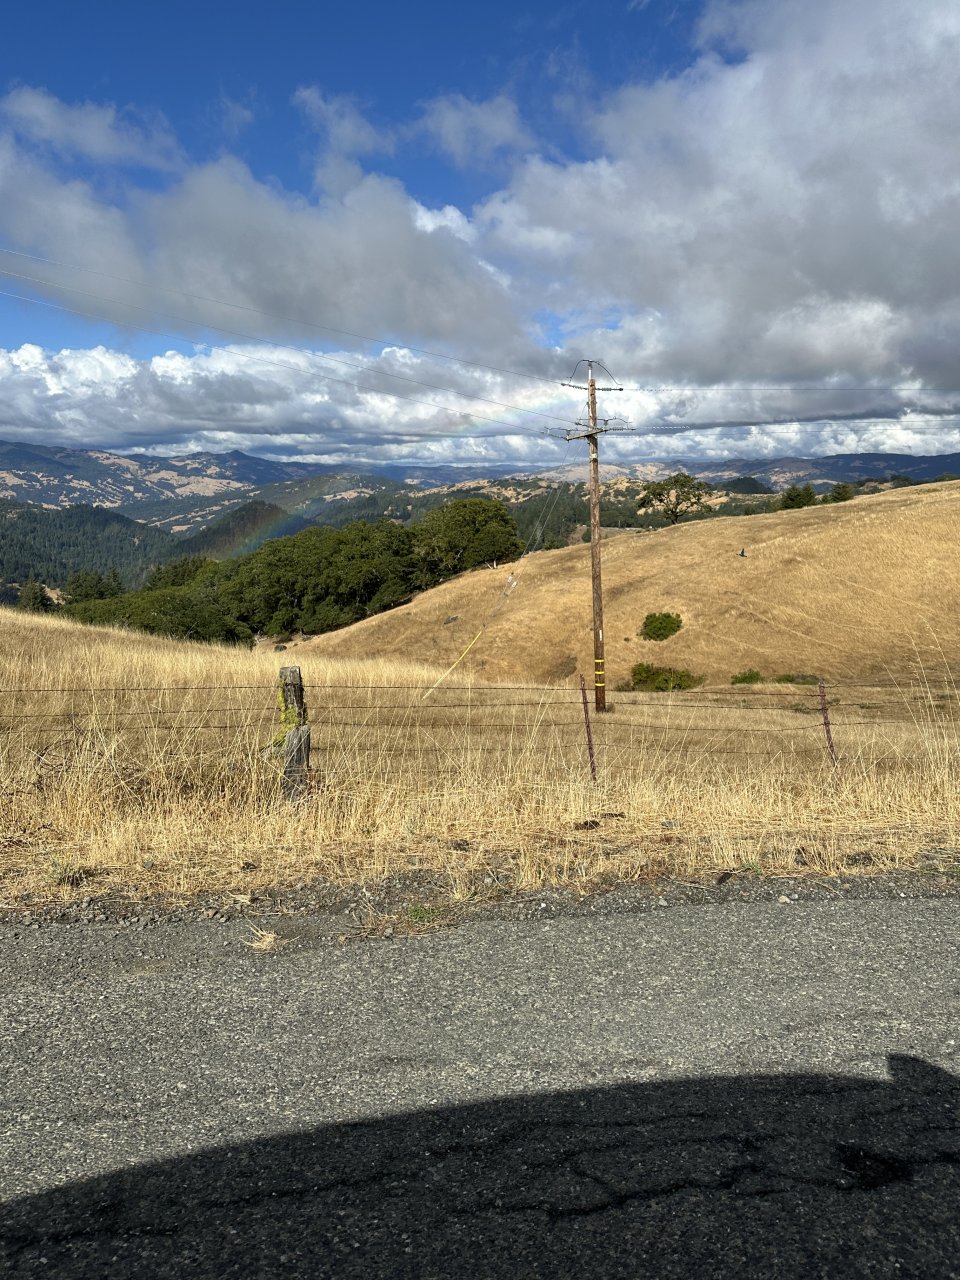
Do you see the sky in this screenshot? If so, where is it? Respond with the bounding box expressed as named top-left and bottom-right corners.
top-left (1, 0), bottom-right (960, 469)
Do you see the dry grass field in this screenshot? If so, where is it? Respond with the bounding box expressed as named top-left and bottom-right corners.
top-left (1, 482), bottom-right (958, 907)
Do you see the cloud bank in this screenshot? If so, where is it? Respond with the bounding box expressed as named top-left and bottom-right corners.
top-left (2, 0), bottom-right (960, 466)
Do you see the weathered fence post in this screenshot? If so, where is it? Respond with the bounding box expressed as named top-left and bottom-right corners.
top-left (818, 677), bottom-right (839, 769)
top-left (580, 674), bottom-right (598, 784)
top-left (278, 666), bottom-right (310, 801)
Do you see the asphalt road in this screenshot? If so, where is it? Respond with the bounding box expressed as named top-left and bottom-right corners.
top-left (2, 896), bottom-right (959, 1277)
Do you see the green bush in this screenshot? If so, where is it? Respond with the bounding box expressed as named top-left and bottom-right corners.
top-left (640, 611), bottom-right (682, 641)
top-left (627, 662), bottom-right (703, 692)
top-left (772, 673), bottom-right (819, 685)
top-left (731, 669), bottom-right (764, 685)
top-left (66, 587), bottom-right (254, 647)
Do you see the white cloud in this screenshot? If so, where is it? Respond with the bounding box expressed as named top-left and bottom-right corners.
top-left (418, 94), bottom-right (533, 168)
top-left (292, 86), bottom-right (392, 194)
top-left (0, 342), bottom-right (575, 464)
top-left (411, 202), bottom-right (477, 243)
top-left (217, 95), bottom-right (255, 141)
top-left (0, 86), bottom-right (180, 170)
top-left (0, 339), bottom-right (958, 469)
top-left (0, 132), bottom-right (521, 357)
top-left (476, 0), bottom-right (960, 394)
top-left (5, 3), bottom-right (960, 466)
top-left (293, 87), bottom-right (388, 156)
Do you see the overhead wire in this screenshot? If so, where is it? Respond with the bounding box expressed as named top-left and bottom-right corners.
top-left (0, 245), bottom-right (563, 387)
top-left (640, 419), bottom-right (960, 435)
top-left (624, 384), bottom-right (960, 393)
top-left (7, 250), bottom-right (957, 401)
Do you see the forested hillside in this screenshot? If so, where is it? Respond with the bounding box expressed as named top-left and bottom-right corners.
top-left (178, 501), bottom-right (311, 558)
top-left (0, 502), bottom-right (173, 587)
top-left (65, 499), bottom-right (523, 643)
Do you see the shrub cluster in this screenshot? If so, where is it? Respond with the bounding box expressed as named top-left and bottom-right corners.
top-left (640, 611), bottom-right (683, 641)
top-left (625, 662), bottom-right (703, 692)
top-left (731, 669), bottom-right (764, 685)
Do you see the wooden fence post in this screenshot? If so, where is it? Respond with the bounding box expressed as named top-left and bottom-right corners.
top-left (580, 674), bottom-right (598, 783)
top-left (818, 677), bottom-right (839, 769)
top-left (278, 665), bottom-right (311, 801)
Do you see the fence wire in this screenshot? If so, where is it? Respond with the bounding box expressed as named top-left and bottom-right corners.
top-left (0, 677), bottom-right (957, 789)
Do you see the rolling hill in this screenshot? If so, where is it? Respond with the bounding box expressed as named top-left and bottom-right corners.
top-left (298, 480), bottom-right (960, 686)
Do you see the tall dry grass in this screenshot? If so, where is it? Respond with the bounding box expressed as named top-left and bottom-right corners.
top-left (0, 609), bottom-right (958, 904)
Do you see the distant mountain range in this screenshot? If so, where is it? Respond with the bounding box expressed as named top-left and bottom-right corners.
top-left (0, 440), bottom-right (537, 534)
top-left (0, 438), bottom-right (958, 516)
top-left (554, 452), bottom-right (960, 488)
top-left (691, 452), bottom-right (960, 487)
top-left (0, 436), bottom-right (958, 593)
top-left (0, 440), bottom-right (329, 509)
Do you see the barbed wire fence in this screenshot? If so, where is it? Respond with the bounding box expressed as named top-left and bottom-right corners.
top-left (0, 666), bottom-right (957, 802)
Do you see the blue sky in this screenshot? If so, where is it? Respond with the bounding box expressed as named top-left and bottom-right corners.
top-left (2, 1), bottom-right (702, 205)
top-left (1, 0), bottom-right (959, 467)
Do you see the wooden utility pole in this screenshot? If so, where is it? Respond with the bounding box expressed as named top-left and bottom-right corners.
top-left (562, 361), bottom-right (623, 713)
top-left (586, 367), bottom-right (606, 711)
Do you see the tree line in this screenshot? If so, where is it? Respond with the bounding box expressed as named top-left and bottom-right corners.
top-left (59, 499), bottom-right (523, 644)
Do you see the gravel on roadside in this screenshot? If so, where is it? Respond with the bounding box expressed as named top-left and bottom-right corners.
top-left (2, 868), bottom-right (960, 937)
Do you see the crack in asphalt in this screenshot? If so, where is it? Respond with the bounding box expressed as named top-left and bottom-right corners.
top-left (5, 1124), bottom-right (960, 1257)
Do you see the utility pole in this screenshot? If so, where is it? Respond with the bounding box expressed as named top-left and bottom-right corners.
top-left (562, 361), bottom-right (623, 712)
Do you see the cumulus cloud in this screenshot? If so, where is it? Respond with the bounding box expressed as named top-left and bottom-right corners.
top-left (293, 87), bottom-right (388, 157)
top-left (0, 141), bottom-right (522, 359)
top-left (0, 339), bottom-right (957, 468)
top-left (292, 87), bottom-right (394, 195)
top-left (0, 342), bottom-right (574, 465)
top-left (417, 94), bottom-right (533, 168)
top-left (217, 95), bottom-right (255, 141)
top-left (410, 202), bottom-right (477, 244)
top-left (477, 0), bottom-right (960, 401)
top-left (0, 86), bottom-right (181, 170)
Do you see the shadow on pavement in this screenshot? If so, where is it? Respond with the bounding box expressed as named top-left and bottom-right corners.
top-left (2, 1054), bottom-right (959, 1278)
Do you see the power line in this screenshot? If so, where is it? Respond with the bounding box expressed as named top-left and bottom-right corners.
top-left (0, 266), bottom-right (573, 427)
top-left (0, 288), bottom-right (556, 441)
top-left (642, 424), bottom-right (960, 440)
top-left (5, 248), bottom-right (960, 401)
top-left (624, 384), bottom-right (960, 393)
top-left (0, 245), bottom-right (562, 388)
